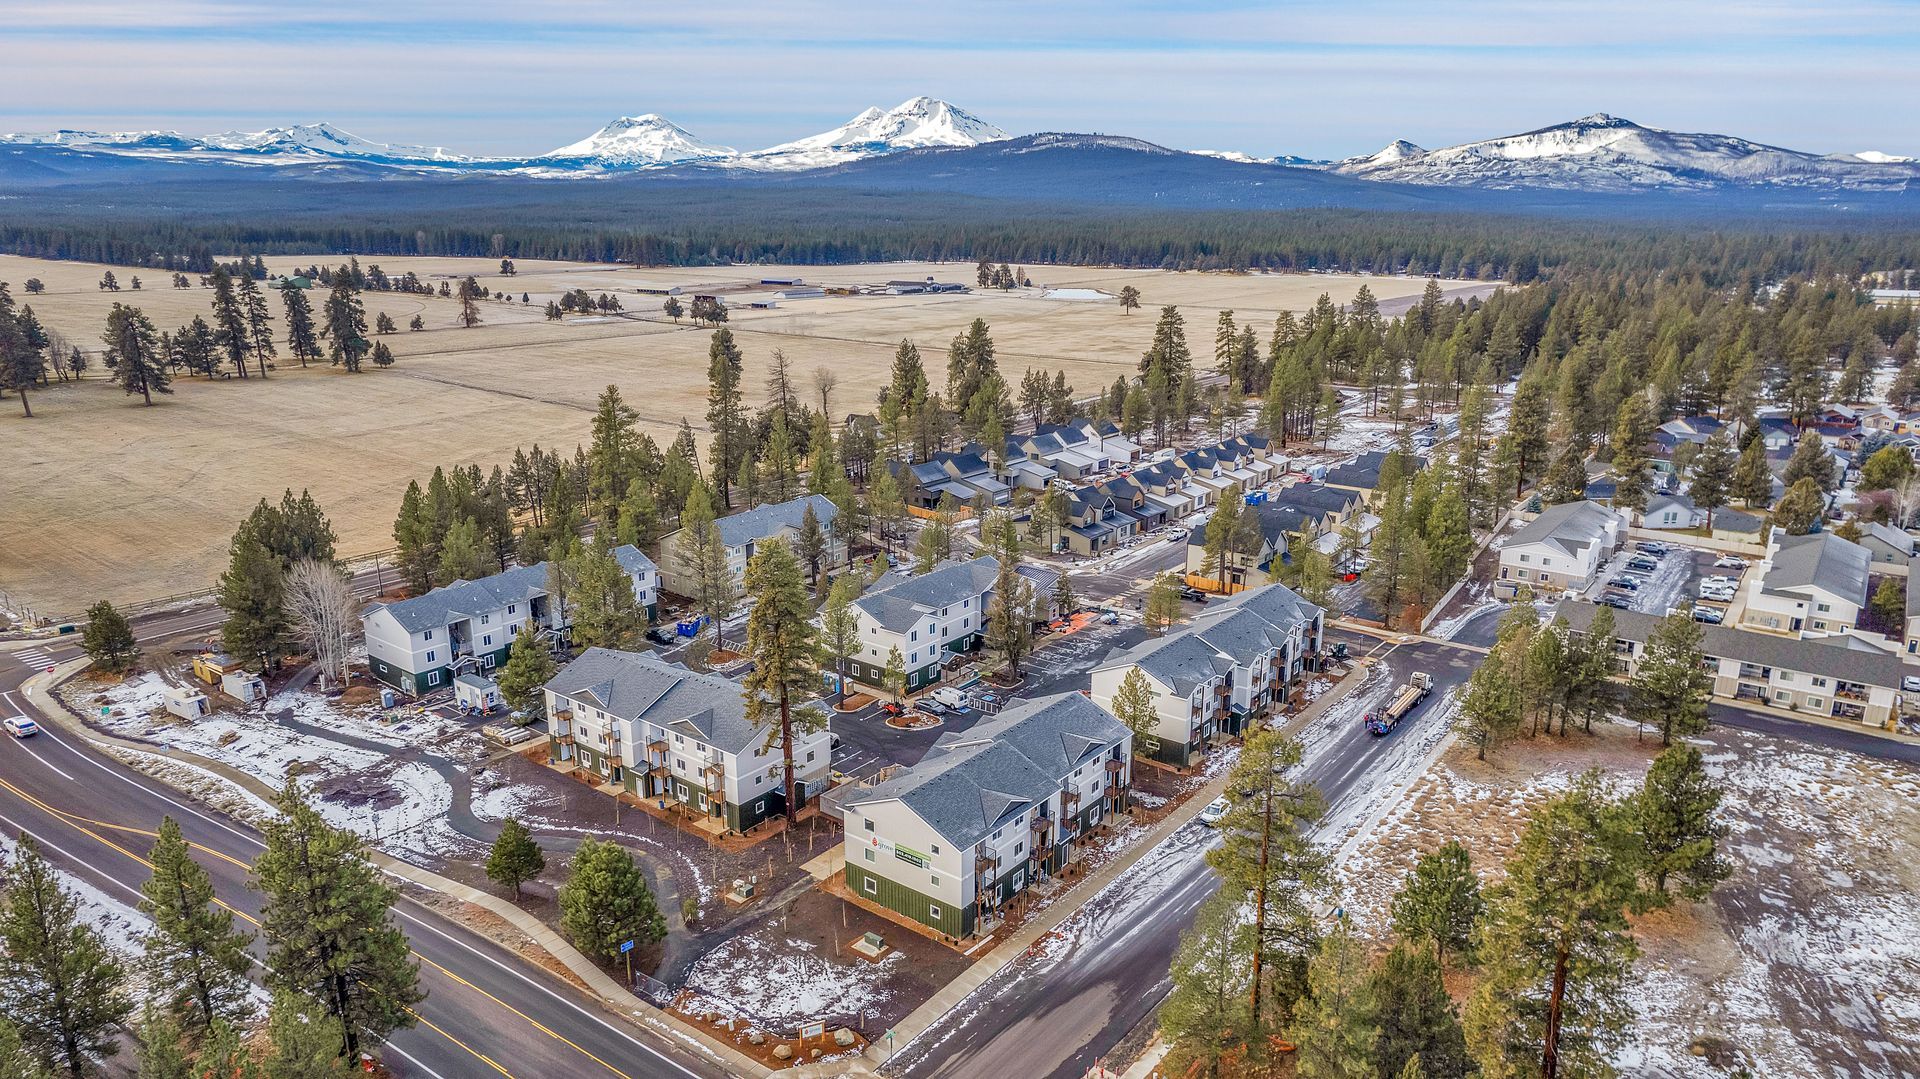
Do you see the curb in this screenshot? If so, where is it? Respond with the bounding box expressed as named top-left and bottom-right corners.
top-left (21, 657), bottom-right (771, 1079)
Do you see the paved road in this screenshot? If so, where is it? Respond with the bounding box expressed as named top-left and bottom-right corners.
top-left (882, 631), bottom-right (1475, 1079)
top-left (0, 643), bottom-right (730, 1079)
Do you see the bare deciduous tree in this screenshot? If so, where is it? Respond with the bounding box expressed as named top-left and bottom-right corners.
top-left (812, 366), bottom-right (839, 417)
top-left (284, 558), bottom-right (358, 686)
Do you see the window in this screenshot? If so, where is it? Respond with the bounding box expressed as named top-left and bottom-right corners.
top-left (864, 878), bottom-right (877, 895)
top-left (424, 630), bottom-right (434, 640)
top-left (755, 799), bottom-right (765, 813)
top-left (1809, 697), bottom-right (1824, 709)
top-left (426, 650), bottom-right (436, 663)
top-left (508, 604), bottom-right (517, 614)
top-left (863, 818), bottom-right (874, 832)
top-left (931, 844), bottom-right (941, 855)
top-left (426, 672), bottom-right (441, 687)
top-left (1813, 677), bottom-right (1829, 688)
top-left (1519, 554), bottom-right (1531, 563)
top-left (928, 903), bottom-right (942, 920)
top-left (1817, 602), bottom-right (1832, 613)
top-left (931, 875), bottom-right (940, 887)
top-left (482, 635), bottom-right (492, 648)
top-left (806, 750), bottom-right (815, 763)
top-left (481, 614), bottom-right (490, 625)
top-left (910, 630), bottom-right (918, 642)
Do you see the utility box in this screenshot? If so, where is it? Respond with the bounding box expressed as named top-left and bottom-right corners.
top-left (220, 671), bottom-right (266, 704)
top-left (163, 686), bottom-right (211, 721)
top-left (453, 673), bottom-right (501, 715)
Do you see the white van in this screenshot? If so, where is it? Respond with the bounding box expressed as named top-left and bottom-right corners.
top-left (931, 686), bottom-right (972, 710)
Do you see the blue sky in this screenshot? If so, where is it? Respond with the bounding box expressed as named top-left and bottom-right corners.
top-left (3, 0), bottom-right (1916, 157)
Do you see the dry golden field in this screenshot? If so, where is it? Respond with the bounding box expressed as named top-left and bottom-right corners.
top-left (0, 253), bottom-right (1471, 615)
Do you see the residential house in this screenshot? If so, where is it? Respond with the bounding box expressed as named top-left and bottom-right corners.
top-left (1640, 492), bottom-right (1704, 530)
top-left (545, 648), bottom-right (830, 830)
top-left (657, 494), bottom-right (842, 598)
top-left (1711, 508), bottom-right (1766, 545)
top-left (1494, 499), bottom-right (1624, 599)
top-left (1559, 599), bottom-right (1904, 727)
top-left (365, 545), bottom-right (657, 695)
top-left (893, 449), bottom-right (1010, 509)
top-left (1129, 461), bottom-right (1194, 519)
top-left (1016, 424), bottom-right (1113, 481)
top-left (1740, 529), bottom-right (1872, 639)
top-left (1058, 489), bottom-right (1140, 556)
top-left (838, 692), bottom-right (1131, 939)
top-left (1090, 582), bottom-right (1323, 764)
top-left (1323, 450), bottom-right (1425, 506)
top-left (843, 556), bottom-right (1000, 692)
top-left (1091, 475), bottom-right (1170, 533)
top-left (1859, 521), bottom-right (1916, 568)
top-left (1183, 504), bottom-right (1293, 589)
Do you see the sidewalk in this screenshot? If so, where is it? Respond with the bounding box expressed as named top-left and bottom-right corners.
top-left (21, 657), bottom-right (771, 1079)
top-left (852, 657), bottom-right (1377, 1075)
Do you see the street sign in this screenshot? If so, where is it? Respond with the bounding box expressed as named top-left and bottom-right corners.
top-left (619, 939), bottom-right (635, 954)
top-left (800, 1021), bottom-right (826, 1039)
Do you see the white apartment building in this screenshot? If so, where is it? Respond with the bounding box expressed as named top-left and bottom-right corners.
top-left (1495, 499), bottom-right (1624, 599)
top-left (1740, 529), bottom-right (1871, 640)
top-left (842, 555), bottom-right (1000, 693)
top-left (657, 493), bottom-right (843, 598)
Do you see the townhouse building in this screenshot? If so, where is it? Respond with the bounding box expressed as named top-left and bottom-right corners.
top-left (892, 449), bottom-right (1011, 509)
top-left (1090, 582), bottom-right (1323, 765)
top-left (544, 647), bottom-right (831, 830)
top-left (838, 692), bottom-right (1132, 939)
top-left (1740, 529), bottom-right (1871, 639)
top-left (1558, 599), bottom-right (1904, 727)
top-left (843, 555), bottom-right (1000, 692)
top-left (1059, 489), bottom-right (1141, 556)
top-left (365, 544), bottom-right (658, 695)
top-left (1494, 499), bottom-right (1624, 599)
top-left (657, 493), bottom-right (842, 598)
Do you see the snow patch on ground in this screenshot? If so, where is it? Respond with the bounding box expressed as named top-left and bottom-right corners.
top-left (682, 934), bottom-right (905, 1028)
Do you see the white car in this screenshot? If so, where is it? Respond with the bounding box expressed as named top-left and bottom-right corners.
top-left (1713, 556), bottom-right (1749, 570)
top-left (1904, 676), bottom-right (1920, 694)
top-left (1198, 797), bottom-right (1230, 826)
top-left (4, 717), bottom-right (39, 738)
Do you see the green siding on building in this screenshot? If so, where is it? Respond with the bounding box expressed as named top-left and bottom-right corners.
top-left (844, 864), bottom-right (970, 938)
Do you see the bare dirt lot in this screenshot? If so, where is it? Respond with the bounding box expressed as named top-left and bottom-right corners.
top-left (1337, 722), bottom-right (1920, 1078)
top-left (0, 253), bottom-right (1464, 615)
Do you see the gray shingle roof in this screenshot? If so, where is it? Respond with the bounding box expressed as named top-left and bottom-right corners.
top-left (1507, 499), bottom-right (1618, 559)
top-left (714, 494), bottom-right (838, 550)
top-left (845, 692), bottom-right (1126, 849)
top-left (1712, 508), bottom-right (1762, 533)
top-left (854, 556), bottom-right (999, 632)
top-left (1198, 581), bottom-right (1322, 643)
top-left (544, 647), bottom-right (761, 756)
top-left (1554, 599), bottom-right (1906, 690)
top-left (1762, 531), bottom-right (1870, 603)
top-left (1098, 632), bottom-right (1231, 695)
top-left (373, 562), bottom-right (550, 633)
top-left (611, 543), bottom-right (658, 577)
top-left (1267, 483), bottom-right (1362, 517)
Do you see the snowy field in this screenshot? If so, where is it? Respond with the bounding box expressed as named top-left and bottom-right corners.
top-left (682, 934), bottom-right (907, 1028)
top-left (1334, 722), bottom-right (1920, 1078)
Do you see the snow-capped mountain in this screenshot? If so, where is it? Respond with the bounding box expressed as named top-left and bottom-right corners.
top-left (1331, 114), bottom-right (1920, 192)
top-left (1191, 149), bottom-right (1330, 167)
top-left (743, 96), bottom-right (1008, 170)
top-left (537, 114), bottom-right (734, 168)
top-left (0, 121), bottom-right (467, 164)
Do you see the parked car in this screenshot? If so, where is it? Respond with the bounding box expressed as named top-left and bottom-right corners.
top-left (1713, 556), bottom-right (1749, 570)
top-left (1598, 593), bottom-right (1633, 610)
top-left (1701, 575), bottom-right (1737, 588)
top-left (1903, 675), bottom-right (1920, 694)
top-left (914, 700), bottom-right (947, 718)
top-left (1635, 541), bottom-right (1670, 555)
top-left (1198, 797), bottom-right (1231, 827)
top-left (1692, 606), bottom-right (1724, 624)
top-left (1178, 586), bottom-right (1209, 603)
top-left (1168, 529), bottom-right (1189, 542)
top-left (1607, 576), bottom-right (1640, 591)
top-left (3, 717), bottom-right (38, 738)
top-left (1625, 557), bottom-right (1659, 572)
top-left (645, 626), bottom-right (679, 646)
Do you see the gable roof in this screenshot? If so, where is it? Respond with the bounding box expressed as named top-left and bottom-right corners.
top-left (1762, 530), bottom-right (1871, 602)
top-left (611, 543), bottom-right (658, 578)
top-left (1267, 483), bottom-right (1362, 516)
top-left (1506, 499), bottom-right (1618, 559)
top-left (1712, 508), bottom-right (1763, 533)
top-left (845, 692), bottom-right (1126, 848)
top-left (714, 494), bottom-right (837, 550)
top-left (1556, 599), bottom-right (1904, 689)
top-left (1863, 521), bottom-right (1915, 556)
top-left (1097, 632), bottom-right (1231, 695)
top-left (372, 562), bottom-right (550, 633)
top-left (543, 647), bottom-right (760, 756)
top-left (854, 555), bottom-right (999, 632)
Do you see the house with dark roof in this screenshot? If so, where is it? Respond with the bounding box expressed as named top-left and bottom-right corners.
top-left (837, 692), bottom-right (1131, 938)
top-left (1558, 599), bottom-right (1903, 727)
top-left (1495, 500), bottom-right (1624, 599)
top-left (1323, 451), bottom-right (1424, 505)
top-left (544, 648), bottom-right (830, 831)
top-left (1740, 529), bottom-right (1873, 640)
top-left (657, 494), bottom-right (843, 598)
top-left (1858, 522), bottom-right (1915, 567)
top-left (1089, 583), bottom-right (1324, 764)
top-left (890, 449), bottom-right (1010, 509)
top-left (1711, 508), bottom-right (1766, 544)
top-left (1058, 489), bottom-right (1140, 556)
top-left (1091, 475), bottom-right (1171, 532)
top-left (1182, 503), bottom-right (1299, 589)
top-left (843, 556), bottom-right (1001, 692)
top-left (364, 544), bottom-right (657, 695)
top-left (1640, 492), bottom-right (1704, 530)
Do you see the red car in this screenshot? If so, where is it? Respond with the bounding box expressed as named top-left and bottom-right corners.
top-left (878, 701), bottom-right (905, 718)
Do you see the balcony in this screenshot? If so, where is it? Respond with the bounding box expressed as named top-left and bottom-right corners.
top-left (975, 851), bottom-right (1000, 877)
top-left (1213, 683), bottom-right (1232, 698)
top-left (647, 739), bottom-right (668, 755)
top-left (1062, 789), bottom-right (1082, 811)
top-left (1835, 684), bottom-right (1868, 702)
top-left (701, 761), bottom-right (725, 788)
top-left (605, 755), bottom-right (624, 769)
top-left (553, 732), bottom-right (576, 746)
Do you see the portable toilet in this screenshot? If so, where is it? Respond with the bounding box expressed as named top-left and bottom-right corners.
top-left (163, 686), bottom-right (211, 720)
top-left (453, 673), bottom-right (501, 715)
top-left (220, 670), bottom-right (266, 704)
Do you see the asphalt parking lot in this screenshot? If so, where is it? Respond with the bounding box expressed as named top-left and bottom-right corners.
top-left (1587, 538), bottom-right (1742, 619)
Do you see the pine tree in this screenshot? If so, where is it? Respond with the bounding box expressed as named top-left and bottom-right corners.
top-left (566, 534), bottom-right (645, 650)
top-left (1288, 920), bottom-right (1378, 1079)
top-left (795, 504), bottom-right (828, 593)
top-left (587, 385), bottom-right (640, 517)
top-left (262, 989), bottom-right (352, 1078)
top-left (253, 782), bottom-right (423, 1061)
top-left (817, 574), bottom-right (862, 697)
top-left (1731, 435), bottom-right (1773, 508)
top-left (1628, 743), bottom-right (1729, 904)
top-left (741, 539), bottom-right (828, 821)
top-left (1144, 573), bottom-right (1183, 635)
top-left (435, 516), bottom-right (491, 585)
top-left (321, 279), bottom-right (369, 372)
top-left (1688, 430), bottom-right (1736, 529)
top-left (457, 276), bottom-right (484, 328)
top-left (1160, 893), bottom-right (1253, 1078)
top-left (1370, 944), bottom-right (1470, 1079)
top-left (1110, 667), bottom-right (1161, 761)
top-left (1389, 841), bottom-right (1483, 970)
top-left (1630, 611), bottom-right (1711, 746)
top-left (882, 646), bottom-right (908, 705)
top-left (80, 599), bottom-right (137, 673)
top-left (220, 537), bottom-right (289, 671)
top-left (673, 485), bottom-right (736, 646)
top-left (0, 835), bottom-right (133, 1076)
top-left (281, 288), bottom-right (320, 366)
top-left (983, 518), bottom-right (1036, 679)
top-left (1464, 773), bottom-right (1639, 1079)
top-left (1208, 730), bottom-right (1328, 1037)
top-left (485, 818), bottom-right (547, 900)
top-left (101, 302), bottom-right (171, 404)
top-left (209, 267), bottom-right (252, 378)
top-left (238, 273), bottom-right (275, 377)
top-left (0, 307), bottom-right (44, 417)
top-left (557, 838), bottom-right (665, 962)
top-left (391, 481), bottom-right (437, 593)
top-left (495, 623), bottom-right (558, 720)
top-left (1609, 394), bottom-right (1656, 514)
top-left (1117, 285), bottom-right (1141, 314)
top-left (706, 330), bottom-right (748, 508)
top-left (1782, 432), bottom-right (1836, 492)
top-left (133, 1005), bottom-right (193, 1079)
top-left (1493, 374), bottom-right (1550, 497)
top-left (1858, 444), bottom-right (1915, 492)
top-left (1769, 476), bottom-right (1825, 535)
top-left (140, 817), bottom-right (255, 1035)
top-left (1457, 632), bottom-right (1522, 762)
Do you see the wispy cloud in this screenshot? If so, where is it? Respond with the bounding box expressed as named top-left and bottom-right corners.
top-left (0, 1), bottom-right (1914, 157)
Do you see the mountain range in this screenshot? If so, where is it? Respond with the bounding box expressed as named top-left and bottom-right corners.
top-left (1, 100), bottom-right (1914, 198)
